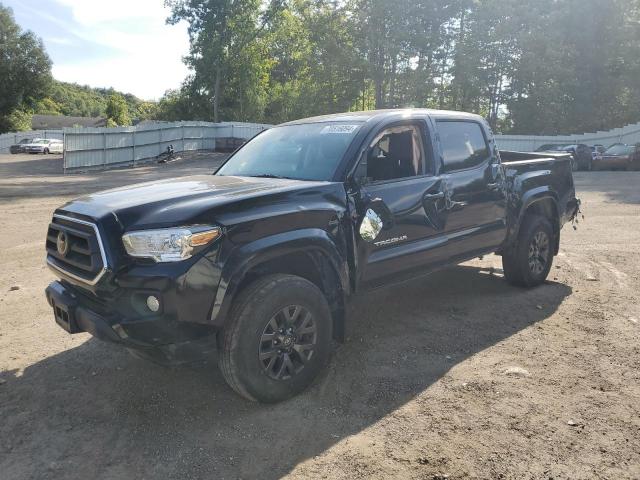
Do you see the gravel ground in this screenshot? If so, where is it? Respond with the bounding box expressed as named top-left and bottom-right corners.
top-left (0, 152), bottom-right (639, 480)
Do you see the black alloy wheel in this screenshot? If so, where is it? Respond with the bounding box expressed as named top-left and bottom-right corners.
top-left (218, 274), bottom-right (332, 402)
top-left (502, 214), bottom-right (555, 288)
top-left (259, 305), bottom-right (317, 380)
top-left (528, 230), bottom-right (550, 277)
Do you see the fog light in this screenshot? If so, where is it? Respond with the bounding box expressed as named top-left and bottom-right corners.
top-left (146, 295), bottom-right (160, 312)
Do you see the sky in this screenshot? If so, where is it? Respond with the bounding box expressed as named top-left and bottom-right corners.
top-left (5, 0), bottom-right (191, 100)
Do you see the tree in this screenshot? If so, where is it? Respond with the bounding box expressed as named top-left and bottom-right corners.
top-left (166, 0), bottom-right (278, 122)
top-left (1, 108), bottom-right (32, 132)
top-left (161, 0), bottom-right (640, 133)
top-left (0, 4), bottom-right (52, 132)
top-left (105, 94), bottom-right (131, 126)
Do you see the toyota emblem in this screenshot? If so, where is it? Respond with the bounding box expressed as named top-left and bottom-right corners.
top-left (56, 231), bottom-right (69, 256)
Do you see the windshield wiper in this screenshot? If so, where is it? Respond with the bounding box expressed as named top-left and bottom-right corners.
top-left (251, 174), bottom-right (293, 179)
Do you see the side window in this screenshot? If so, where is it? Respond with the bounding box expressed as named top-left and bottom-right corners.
top-left (366, 125), bottom-right (426, 182)
top-left (437, 121), bottom-right (490, 172)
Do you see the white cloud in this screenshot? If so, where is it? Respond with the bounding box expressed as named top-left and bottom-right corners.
top-left (50, 0), bottom-right (191, 99)
top-left (45, 36), bottom-right (74, 46)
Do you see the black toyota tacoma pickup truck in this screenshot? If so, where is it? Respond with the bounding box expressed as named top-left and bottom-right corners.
top-left (45, 109), bottom-right (580, 402)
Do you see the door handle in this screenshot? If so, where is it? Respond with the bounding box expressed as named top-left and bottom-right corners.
top-left (423, 192), bottom-right (445, 201)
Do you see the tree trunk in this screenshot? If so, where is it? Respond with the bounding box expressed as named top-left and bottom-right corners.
top-left (214, 65), bottom-right (221, 123)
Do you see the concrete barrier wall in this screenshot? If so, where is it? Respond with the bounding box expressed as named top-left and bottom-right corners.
top-left (63, 121), bottom-right (270, 171)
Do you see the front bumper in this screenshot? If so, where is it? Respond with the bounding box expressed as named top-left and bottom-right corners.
top-left (45, 281), bottom-right (217, 359)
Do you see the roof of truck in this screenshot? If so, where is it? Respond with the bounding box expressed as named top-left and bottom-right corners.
top-left (280, 108), bottom-right (483, 126)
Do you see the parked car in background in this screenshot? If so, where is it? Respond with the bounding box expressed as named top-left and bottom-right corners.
top-left (23, 139), bottom-right (63, 154)
top-left (591, 145), bottom-right (605, 163)
top-left (10, 138), bottom-right (40, 154)
top-left (535, 144), bottom-right (560, 152)
top-left (594, 143), bottom-right (640, 171)
top-left (535, 144), bottom-right (592, 171)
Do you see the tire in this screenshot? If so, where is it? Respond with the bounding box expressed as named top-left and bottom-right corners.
top-left (44, 148), bottom-right (49, 154)
top-left (571, 157), bottom-right (578, 172)
top-left (217, 274), bottom-right (332, 403)
top-left (502, 214), bottom-right (554, 288)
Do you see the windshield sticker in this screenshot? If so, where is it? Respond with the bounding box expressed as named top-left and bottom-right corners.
top-left (321, 124), bottom-right (360, 134)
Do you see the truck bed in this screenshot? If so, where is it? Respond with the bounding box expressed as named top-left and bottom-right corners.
top-left (499, 150), bottom-right (573, 164)
top-left (499, 150), bottom-right (579, 231)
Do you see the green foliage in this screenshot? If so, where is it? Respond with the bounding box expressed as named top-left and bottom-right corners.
top-left (37, 81), bottom-right (155, 121)
top-left (105, 94), bottom-right (131, 126)
top-left (0, 108), bottom-right (32, 132)
top-left (35, 97), bottom-right (64, 116)
top-left (0, 4), bottom-right (52, 133)
top-left (162, 0), bottom-right (640, 134)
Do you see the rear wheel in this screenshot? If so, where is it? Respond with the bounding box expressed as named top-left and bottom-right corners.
top-left (502, 215), bottom-right (554, 287)
top-left (217, 274), bottom-right (332, 403)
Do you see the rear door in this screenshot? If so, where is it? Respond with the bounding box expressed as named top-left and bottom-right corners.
top-left (433, 119), bottom-right (506, 260)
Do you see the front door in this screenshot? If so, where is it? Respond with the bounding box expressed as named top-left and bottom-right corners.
top-left (351, 121), bottom-right (449, 288)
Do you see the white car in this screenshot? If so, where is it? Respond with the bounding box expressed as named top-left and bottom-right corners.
top-left (24, 139), bottom-right (64, 154)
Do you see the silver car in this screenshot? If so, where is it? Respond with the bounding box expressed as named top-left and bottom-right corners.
top-left (23, 139), bottom-right (64, 154)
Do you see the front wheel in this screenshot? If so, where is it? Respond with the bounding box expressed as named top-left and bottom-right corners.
top-left (217, 274), bottom-right (332, 403)
top-left (502, 215), bottom-right (554, 287)
top-left (43, 148), bottom-right (49, 154)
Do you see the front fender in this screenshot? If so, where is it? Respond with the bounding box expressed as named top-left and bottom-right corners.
top-left (209, 229), bottom-right (350, 327)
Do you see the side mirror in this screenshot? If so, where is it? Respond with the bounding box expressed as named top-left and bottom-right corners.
top-left (357, 198), bottom-right (393, 243)
top-left (360, 208), bottom-right (383, 242)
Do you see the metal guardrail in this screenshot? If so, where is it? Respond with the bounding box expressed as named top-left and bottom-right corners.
top-left (62, 121), bottom-right (271, 172)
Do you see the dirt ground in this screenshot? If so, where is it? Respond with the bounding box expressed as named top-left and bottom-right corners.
top-left (0, 152), bottom-right (638, 480)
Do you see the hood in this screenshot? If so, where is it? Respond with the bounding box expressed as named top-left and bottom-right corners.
top-left (57, 175), bottom-right (333, 230)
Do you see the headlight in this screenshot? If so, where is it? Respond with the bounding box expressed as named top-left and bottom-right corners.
top-left (122, 226), bottom-right (221, 262)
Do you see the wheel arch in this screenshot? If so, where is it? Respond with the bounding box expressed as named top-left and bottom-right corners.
top-left (516, 191), bottom-right (561, 255)
top-left (211, 229), bottom-right (350, 341)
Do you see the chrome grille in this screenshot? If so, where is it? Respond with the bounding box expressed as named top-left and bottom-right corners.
top-left (46, 214), bottom-right (108, 285)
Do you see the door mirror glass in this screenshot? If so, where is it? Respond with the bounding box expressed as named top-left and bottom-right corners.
top-left (359, 208), bottom-right (384, 242)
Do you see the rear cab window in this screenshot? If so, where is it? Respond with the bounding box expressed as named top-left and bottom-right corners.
top-left (436, 121), bottom-right (490, 172)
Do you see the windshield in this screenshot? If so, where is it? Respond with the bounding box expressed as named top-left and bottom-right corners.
top-left (216, 122), bottom-right (362, 181)
top-left (605, 144), bottom-right (634, 156)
